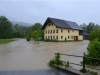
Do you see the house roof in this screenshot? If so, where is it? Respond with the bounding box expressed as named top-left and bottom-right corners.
top-left (42, 17), bottom-right (83, 30)
top-left (83, 32), bottom-right (90, 36)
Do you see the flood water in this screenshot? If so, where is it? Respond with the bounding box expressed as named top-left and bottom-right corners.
top-left (0, 39), bottom-right (99, 74)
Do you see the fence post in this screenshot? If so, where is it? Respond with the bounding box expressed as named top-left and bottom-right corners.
top-left (83, 56), bottom-right (86, 73)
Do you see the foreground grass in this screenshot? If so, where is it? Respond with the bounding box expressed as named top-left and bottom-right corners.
top-left (0, 39), bottom-right (14, 45)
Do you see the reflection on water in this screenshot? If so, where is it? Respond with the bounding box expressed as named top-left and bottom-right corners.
top-left (0, 39), bottom-right (99, 74)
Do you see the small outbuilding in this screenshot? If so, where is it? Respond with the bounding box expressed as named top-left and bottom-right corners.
top-left (83, 32), bottom-right (90, 40)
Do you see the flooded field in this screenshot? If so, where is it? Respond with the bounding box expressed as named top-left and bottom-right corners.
top-left (0, 39), bottom-right (99, 74)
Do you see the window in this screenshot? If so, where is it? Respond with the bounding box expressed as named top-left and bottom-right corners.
top-left (51, 36), bottom-right (52, 40)
top-left (53, 30), bottom-right (55, 33)
top-left (48, 36), bottom-right (49, 39)
top-left (49, 24), bottom-right (50, 26)
top-left (68, 30), bottom-right (70, 33)
top-left (71, 36), bottom-right (73, 39)
top-left (56, 36), bottom-right (58, 39)
top-left (72, 30), bottom-right (74, 32)
top-left (51, 30), bottom-right (52, 33)
top-left (52, 23), bottom-right (53, 25)
top-left (68, 36), bottom-right (70, 39)
top-left (53, 36), bottom-right (55, 39)
top-left (61, 36), bottom-right (63, 39)
top-left (61, 29), bottom-right (63, 33)
top-left (56, 29), bottom-right (58, 33)
top-left (48, 30), bottom-right (49, 34)
top-left (45, 36), bottom-right (47, 39)
top-left (45, 30), bottom-right (47, 34)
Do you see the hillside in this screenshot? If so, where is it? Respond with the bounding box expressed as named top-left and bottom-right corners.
top-left (11, 21), bottom-right (32, 26)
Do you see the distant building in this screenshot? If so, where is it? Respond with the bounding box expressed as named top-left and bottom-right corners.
top-left (42, 17), bottom-right (83, 41)
top-left (83, 32), bottom-right (90, 40)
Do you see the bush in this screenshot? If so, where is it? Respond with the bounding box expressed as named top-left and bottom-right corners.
top-left (48, 53), bottom-right (72, 68)
top-left (84, 38), bottom-right (100, 66)
top-left (26, 36), bottom-right (31, 41)
top-left (89, 29), bottom-right (100, 42)
top-left (48, 59), bottom-right (56, 67)
top-left (82, 29), bottom-right (100, 66)
top-left (64, 61), bottom-right (72, 68)
top-left (55, 53), bottom-right (63, 66)
top-left (48, 53), bottom-right (63, 68)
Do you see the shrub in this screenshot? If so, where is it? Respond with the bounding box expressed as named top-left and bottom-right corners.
top-left (48, 59), bottom-right (56, 67)
top-left (48, 53), bottom-right (72, 68)
top-left (55, 53), bottom-right (64, 66)
top-left (64, 61), bottom-right (72, 68)
top-left (84, 38), bottom-right (100, 66)
top-left (89, 29), bottom-right (100, 42)
top-left (48, 53), bottom-right (63, 68)
top-left (26, 36), bottom-right (31, 41)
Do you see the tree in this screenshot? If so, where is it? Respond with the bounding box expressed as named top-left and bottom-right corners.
top-left (80, 23), bottom-right (87, 32)
top-left (0, 16), bottom-right (13, 39)
top-left (31, 23), bottom-right (42, 30)
top-left (93, 24), bottom-right (100, 30)
top-left (26, 26), bottom-right (32, 38)
top-left (13, 24), bottom-right (27, 38)
top-left (84, 38), bottom-right (100, 66)
top-left (84, 29), bottom-right (100, 66)
top-left (32, 23), bottom-right (44, 39)
top-left (89, 29), bottom-right (100, 42)
top-left (80, 22), bottom-right (100, 33)
top-left (26, 23), bottom-right (44, 42)
top-left (32, 30), bottom-right (40, 44)
top-left (87, 22), bottom-right (95, 33)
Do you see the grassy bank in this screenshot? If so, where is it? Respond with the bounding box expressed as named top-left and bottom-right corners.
top-left (0, 39), bottom-right (14, 45)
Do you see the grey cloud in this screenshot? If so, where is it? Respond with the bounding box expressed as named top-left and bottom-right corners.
top-left (0, 1), bottom-right (100, 25)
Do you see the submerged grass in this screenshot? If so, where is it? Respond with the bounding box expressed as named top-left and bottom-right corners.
top-left (0, 39), bottom-right (14, 45)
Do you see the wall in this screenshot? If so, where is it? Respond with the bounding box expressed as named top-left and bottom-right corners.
top-left (79, 35), bottom-right (83, 40)
top-left (44, 23), bottom-right (83, 41)
top-left (58, 28), bottom-right (79, 41)
top-left (44, 23), bottom-right (59, 40)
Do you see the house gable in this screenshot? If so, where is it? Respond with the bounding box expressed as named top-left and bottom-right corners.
top-left (45, 23), bottom-right (56, 30)
top-left (42, 18), bottom-right (57, 29)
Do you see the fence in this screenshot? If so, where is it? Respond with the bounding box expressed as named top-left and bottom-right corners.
top-left (55, 53), bottom-right (100, 73)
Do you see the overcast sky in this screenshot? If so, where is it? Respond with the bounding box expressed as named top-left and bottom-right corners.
top-left (0, 0), bottom-right (100, 25)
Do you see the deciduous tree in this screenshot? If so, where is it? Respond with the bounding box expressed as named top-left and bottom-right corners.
top-left (0, 16), bottom-right (13, 39)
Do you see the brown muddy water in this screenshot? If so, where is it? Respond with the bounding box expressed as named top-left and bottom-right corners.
top-left (0, 39), bottom-right (99, 74)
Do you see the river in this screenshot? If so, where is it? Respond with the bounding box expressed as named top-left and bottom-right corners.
top-left (0, 39), bottom-right (99, 74)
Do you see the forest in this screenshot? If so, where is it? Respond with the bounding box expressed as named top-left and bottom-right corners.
top-left (0, 15), bottom-right (100, 39)
top-left (0, 16), bottom-right (43, 39)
